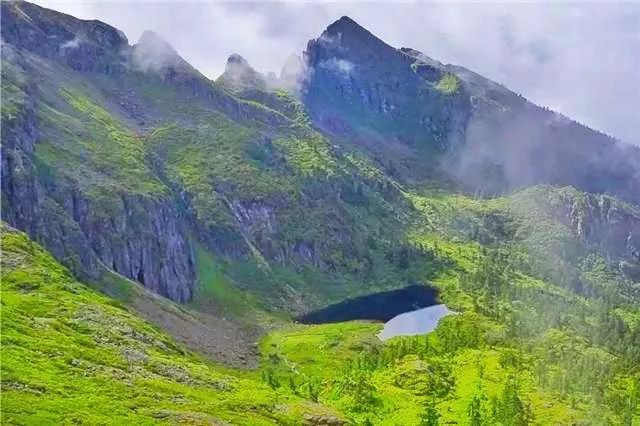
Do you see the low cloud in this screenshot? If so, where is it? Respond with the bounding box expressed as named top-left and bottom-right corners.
top-left (319, 58), bottom-right (354, 77)
top-left (60, 37), bottom-right (80, 49)
top-left (131, 30), bottom-right (181, 73)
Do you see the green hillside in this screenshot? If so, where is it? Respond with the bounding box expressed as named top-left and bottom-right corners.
top-left (1, 224), bottom-right (345, 425)
top-left (1, 2), bottom-right (639, 425)
top-left (3, 182), bottom-right (639, 424)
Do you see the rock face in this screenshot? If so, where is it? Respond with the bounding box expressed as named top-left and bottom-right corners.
top-left (560, 192), bottom-right (640, 272)
top-left (303, 16), bottom-right (470, 163)
top-left (302, 17), bottom-right (640, 204)
top-left (1, 2), bottom-right (195, 302)
top-left (509, 186), bottom-right (640, 284)
top-left (1, 72), bottom-right (102, 279)
top-left (65, 193), bottom-right (195, 302)
top-left (0, 65), bottom-right (195, 303)
top-left (450, 64), bottom-right (640, 203)
top-left (1, 1), bottom-right (128, 74)
top-left (217, 54), bottom-right (267, 93)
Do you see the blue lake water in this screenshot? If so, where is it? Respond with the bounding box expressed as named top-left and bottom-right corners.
top-left (377, 304), bottom-right (455, 341)
top-left (297, 285), bottom-right (440, 324)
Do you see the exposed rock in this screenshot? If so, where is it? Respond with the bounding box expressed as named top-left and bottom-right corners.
top-left (217, 53), bottom-right (267, 93)
top-left (1, 40), bottom-right (195, 303)
top-left (302, 413), bottom-right (347, 426)
top-left (561, 191), bottom-right (640, 270)
top-left (1, 1), bottom-right (128, 74)
top-left (303, 15), bottom-right (640, 204)
top-left (303, 15), bottom-right (470, 181)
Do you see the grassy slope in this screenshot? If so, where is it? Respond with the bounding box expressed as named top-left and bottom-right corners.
top-left (6, 185), bottom-right (638, 424)
top-left (0, 224), bottom-right (345, 425)
top-left (257, 188), bottom-right (640, 425)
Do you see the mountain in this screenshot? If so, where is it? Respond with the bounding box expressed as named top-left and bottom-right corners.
top-left (1, 2), bottom-right (639, 424)
top-left (303, 16), bottom-right (640, 201)
top-left (217, 53), bottom-right (268, 93)
top-left (3, 2), bottom-right (638, 306)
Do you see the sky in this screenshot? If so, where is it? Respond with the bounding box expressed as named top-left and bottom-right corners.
top-left (33, 1), bottom-right (640, 146)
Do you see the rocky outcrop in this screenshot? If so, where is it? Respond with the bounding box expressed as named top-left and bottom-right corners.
top-left (560, 191), bottom-right (640, 270)
top-left (65, 192), bottom-right (194, 302)
top-left (513, 187), bottom-right (640, 281)
top-left (217, 54), bottom-right (268, 93)
top-left (4, 3), bottom-right (639, 308)
top-left (1, 1), bottom-right (128, 75)
top-left (1, 85), bottom-right (195, 301)
top-left (1, 7), bottom-right (196, 302)
top-left (1, 65), bottom-right (102, 280)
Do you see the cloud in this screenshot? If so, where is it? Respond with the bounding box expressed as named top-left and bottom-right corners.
top-left (32, 1), bottom-right (640, 145)
top-left (60, 36), bottom-right (81, 49)
top-left (319, 58), bottom-right (354, 77)
top-left (132, 30), bottom-right (181, 73)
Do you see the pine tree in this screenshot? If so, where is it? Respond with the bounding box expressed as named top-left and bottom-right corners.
top-left (419, 398), bottom-right (440, 426)
top-left (468, 392), bottom-right (485, 426)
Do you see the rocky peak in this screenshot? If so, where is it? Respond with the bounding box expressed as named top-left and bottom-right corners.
top-left (280, 53), bottom-right (304, 80)
top-left (226, 53), bottom-right (251, 68)
top-left (133, 30), bottom-right (188, 72)
top-left (305, 15), bottom-right (397, 69)
top-left (1, 1), bottom-right (128, 73)
top-left (322, 16), bottom-right (391, 52)
top-left (302, 14), bottom-right (469, 164)
top-left (217, 53), bottom-right (267, 93)
top-left (278, 53), bottom-right (306, 93)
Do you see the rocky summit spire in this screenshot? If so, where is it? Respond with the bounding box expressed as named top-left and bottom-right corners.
top-left (217, 53), bottom-right (267, 93)
top-left (305, 15), bottom-right (398, 72)
top-left (319, 15), bottom-right (393, 54)
top-left (133, 30), bottom-right (187, 72)
top-left (325, 16), bottom-right (373, 39)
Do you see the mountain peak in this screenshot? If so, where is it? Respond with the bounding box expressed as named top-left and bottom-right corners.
top-left (226, 53), bottom-right (251, 68)
top-left (138, 30), bottom-right (174, 51)
top-left (309, 14), bottom-right (393, 61)
top-left (217, 53), bottom-right (267, 92)
top-left (326, 16), bottom-right (362, 33)
top-left (133, 30), bottom-right (187, 72)
top-left (1, 0), bottom-right (129, 66)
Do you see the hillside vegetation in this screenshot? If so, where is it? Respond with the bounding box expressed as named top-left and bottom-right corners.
top-left (1, 2), bottom-right (639, 425)
top-left (3, 182), bottom-right (640, 424)
top-left (1, 224), bottom-right (344, 425)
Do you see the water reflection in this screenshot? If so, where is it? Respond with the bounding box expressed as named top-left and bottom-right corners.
top-left (378, 304), bottom-right (455, 341)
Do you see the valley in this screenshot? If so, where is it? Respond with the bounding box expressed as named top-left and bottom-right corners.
top-left (1, 1), bottom-right (639, 425)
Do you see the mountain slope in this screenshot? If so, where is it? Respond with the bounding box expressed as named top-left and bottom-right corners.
top-left (303, 16), bottom-right (640, 202)
top-left (2, 3), bottom-right (640, 424)
top-left (3, 193), bottom-right (639, 424)
top-left (1, 223), bottom-right (348, 425)
top-left (1, 1), bottom-right (417, 310)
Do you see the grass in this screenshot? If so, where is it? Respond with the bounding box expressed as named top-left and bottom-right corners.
top-left (0, 63), bottom-right (27, 122)
top-left (3, 27), bottom-right (639, 424)
top-left (434, 73), bottom-right (460, 95)
top-left (256, 312), bottom-right (609, 425)
top-left (261, 322), bottom-right (382, 379)
top-left (0, 224), bottom-right (345, 425)
top-left (273, 133), bottom-right (337, 178)
top-left (190, 240), bottom-right (263, 317)
top-left (3, 175), bottom-right (639, 423)
top-left (146, 120), bottom-right (293, 230)
top-left (35, 88), bottom-right (167, 210)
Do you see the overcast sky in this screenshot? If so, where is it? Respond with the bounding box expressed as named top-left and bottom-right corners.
top-left (33, 1), bottom-right (640, 146)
